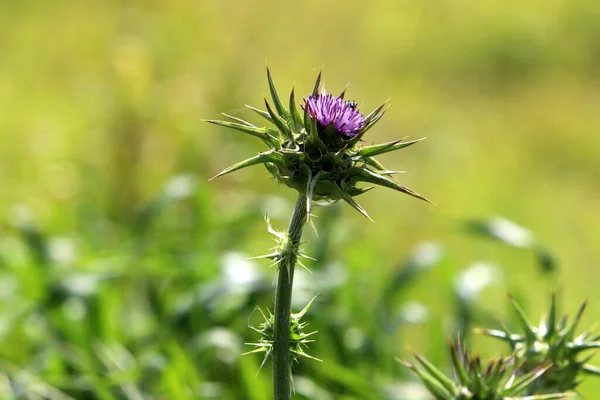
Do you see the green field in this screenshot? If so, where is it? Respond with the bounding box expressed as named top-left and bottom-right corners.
top-left (1, 0), bottom-right (600, 398)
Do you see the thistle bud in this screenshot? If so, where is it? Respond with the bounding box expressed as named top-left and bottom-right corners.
top-left (399, 337), bottom-right (572, 399)
top-left (477, 292), bottom-right (600, 393)
top-left (205, 68), bottom-right (432, 220)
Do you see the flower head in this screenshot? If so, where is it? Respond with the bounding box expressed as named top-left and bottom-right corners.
top-left (204, 68), bottom-right (432, 221)
top-left (304, 93), bottom-right (364, 138)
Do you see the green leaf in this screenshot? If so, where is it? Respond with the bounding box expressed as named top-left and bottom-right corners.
top-left (335, 183), bottom-right (373, 222)
top-left (304, 113), bottom-right (325, 151)
top-left (507, 293), bottom-right (537, 342)
top-left (221, 113), bottom-right (254, 127)
top-left (563, 300), bottom-right (588, 342)
top-left (546, 291), bottom-right (557, 340)
top-left (413, 353), bottom-right (456, 394)
top-left (356, 137), bottom-right (425, 158)
top-left (306, 170), bottom-right (327, 215)
top-left (361, 156), bottom-right (387, 171)
top-left (203, 119), bottom-right (278, 146)
top-left (246, 105), bottom-right (274, 124)
top-left (266, 67), bottom-right (290, 119)
top-left (264, 98), bottom-right (293, 141)
top-left (311, 70), bottom-right (322, 96)
top-left (346, 186), bottom-right (374, 197)
top-left (346, 167), bottom-right (433, 204)
top-left (450, 340), bottom-right (470, 387)
top-left (289, 88), bottom-right (304, 133)
top-left (568, 342), bottom-right (600, 354)
top-left (303, 96), bottom-right (311, 133)
top-left (398, 359), bottom-right (452, 400)
top-left (506, 364), bottom-right (552, 394)
top-left (363, 102), bottom-right (387, 125)
top-left (293, 295), bottom-right (318, 319)
top-left (475, 328), bottom-right (512, 342)
top-left (210, 150), bottom-right (284, 180)
top-left (583, 364), bottom-right (600, 376)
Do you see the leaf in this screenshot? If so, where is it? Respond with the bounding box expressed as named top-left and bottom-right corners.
top-left (335, 183), bottom-right (373, 222)
top-left (506, 364), bottom-right (552, 394)
top-left (222, 113), bottom-right (255, 127)
top-left (361, 156), bottom-right (387, 171)
top-left (288, 88), bottom-right (304, 133)
top-left (203, 119), bottom-right (278, 146)
top-left (210, 150), bottom-right (285, 180)
top-left (345, 186), bottom-right (374, 197)
top-left (311, 70), bottom-right (322, 96)
top-left (347, 167), bottom-right (433, 204)
top-left (306, 170), bottom-right (327, 215)
top-left (356, 137), bottom-right (425, 158)
top-left (264, 98), bottom-right (293, 141)
top-left (399, 359), bottom-right (453, 399)
top-left (246, 104), bottom-right (274, 124)
top-left (266, 67), bottom-right (290, 119)
top-left (507, 293), bottom-right (537, 342)
top-left (413, 353), bottom-right (456, 394)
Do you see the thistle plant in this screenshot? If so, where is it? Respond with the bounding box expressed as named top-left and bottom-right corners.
top-left (477, 293), bottom-right (600, 393)
top-left (399, 338), bottom-right (572, 399)
top-left (206, 68), bottom-right (430, 400)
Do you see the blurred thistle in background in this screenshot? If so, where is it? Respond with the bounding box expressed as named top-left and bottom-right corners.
top-left (0, 0), bottom-right (600, 399)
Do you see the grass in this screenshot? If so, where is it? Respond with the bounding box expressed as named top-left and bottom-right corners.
top-left (0, 0), bottom-right (599, 398)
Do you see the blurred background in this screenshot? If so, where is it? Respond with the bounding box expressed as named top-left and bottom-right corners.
top-left (1, 0), bottom-right (599, 398)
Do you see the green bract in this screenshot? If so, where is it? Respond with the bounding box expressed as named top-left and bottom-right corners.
top-left (204, 68), bottom-right (431, 221)
top-left (399, 338), bottom-right (572, 400)
top-left (478, 293), bottom-right (600, 393)
top-left (244, 296), bottom-right (320, 371)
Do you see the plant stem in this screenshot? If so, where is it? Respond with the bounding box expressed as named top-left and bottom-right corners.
top-left (273, 194), bottom-right (308, 400)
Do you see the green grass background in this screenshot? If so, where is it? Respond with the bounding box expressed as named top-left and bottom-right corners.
top-left (1, 0), bottom-right (599, 398)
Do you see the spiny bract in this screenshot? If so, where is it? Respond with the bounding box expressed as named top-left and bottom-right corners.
top-left (244, 296), bottom-right (320, 372)
top-left (399, 337), bottom-right (573, 400)
top-left (477, 292), bottom-right (600, 393)
top-left (204, 68), bottom-right (431, 221)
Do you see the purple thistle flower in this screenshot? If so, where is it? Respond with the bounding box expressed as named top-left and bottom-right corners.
top-left (305, 93), bottom-right (365, 138)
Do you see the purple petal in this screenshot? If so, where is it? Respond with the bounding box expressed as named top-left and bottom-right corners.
top-left (305, 93), bottom-right (365, 138)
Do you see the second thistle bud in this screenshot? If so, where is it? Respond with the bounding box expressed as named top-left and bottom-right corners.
top-left (477, 292), bottom-right (600, 393)
top-left (399, 337), bottom-right (572, 399)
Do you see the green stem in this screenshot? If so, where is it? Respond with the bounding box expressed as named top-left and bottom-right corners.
top-left (273, 194), bottom-right (308, 400)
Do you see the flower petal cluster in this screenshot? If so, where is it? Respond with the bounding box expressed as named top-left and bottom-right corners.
top-left (304, 93), bottom-right (364, 138)
top-left (205, 68), bottom-right (431, 220)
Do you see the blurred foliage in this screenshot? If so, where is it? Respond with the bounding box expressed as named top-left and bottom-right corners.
top-left (1, 0), bottom-right (599, 398)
